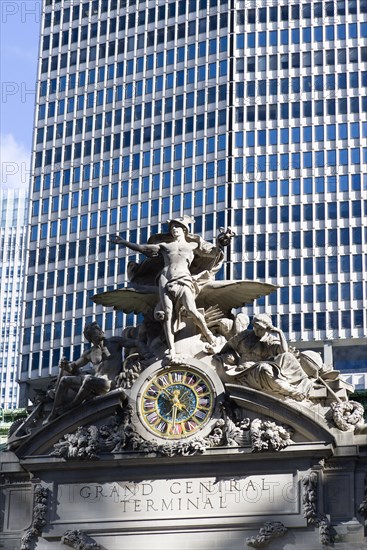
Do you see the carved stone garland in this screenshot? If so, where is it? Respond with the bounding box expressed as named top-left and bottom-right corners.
top-left (20, 485), bottom-right (49, 550)
top-left (246, 522), bottom-right (287, 548)
top-left (50, 403), bottom-right (294, 459)
top-left (302, 471), bottom-right (335, 546)
top-left (358, 480), bottom-right (367, 519)
top-left (62, 529), bottom-right (101, 550)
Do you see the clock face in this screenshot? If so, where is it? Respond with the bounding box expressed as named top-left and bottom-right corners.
top-left (139, 367), bottom-right (215, 439)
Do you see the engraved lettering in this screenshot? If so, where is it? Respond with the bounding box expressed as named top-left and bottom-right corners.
top-left (162, 498), bottom-right (174, 511)
top-left (110, 486), bottom-right (119, 502)
top-left (170, 482), bottom-right (181, 495)
top-left (199, 481), bottom-right (216, 494)
top-left (60, 476), bottom-right (298, 519)
top-left (147, 499), bottom-right (158, 511)
top-left (134, 500), bottom-right (141, 512)
top-left (96, 485), bottom-right (106, 499)
top-left (230, 480), bottom-right (240, 492)
top-left (243, 481), bottom-right (261, 503)
top-left (186, 481), bottom-right (193, 494)
top-left (80, 486), bottom-right (91, 499)
top-left (220, 479), bottom-right (241, 504)
top-left (203, 497), bottom-right (214, 509)
top-left (187, 497), bottom-right (199, 510)
top-left (219, 496), bottom-right (227, 508)
top-left (142, 483), bottom-right (153, 496)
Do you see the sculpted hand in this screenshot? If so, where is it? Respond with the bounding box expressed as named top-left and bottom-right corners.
top-left (59, 357), bottom-right (74, 374)
top-left (216, 227), bottom-right (236, 249)
top-left (110, 235), bottom-right (123, 244)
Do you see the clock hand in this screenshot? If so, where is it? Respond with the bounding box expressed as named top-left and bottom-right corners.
top-left (180, 403), bottom-right (190, 415)
top-left (171, 404), bottom-right (177, 433)
top-left (179, 389), bottom-right (190, 401)
top-left (161, 388), bottom-right (174, 401)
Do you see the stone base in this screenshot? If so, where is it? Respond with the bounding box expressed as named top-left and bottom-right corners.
top-left (2, 382), bottom-right (367, 550)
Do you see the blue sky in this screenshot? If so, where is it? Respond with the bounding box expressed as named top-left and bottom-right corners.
top-left (1, 1), bottom-right (41, 189)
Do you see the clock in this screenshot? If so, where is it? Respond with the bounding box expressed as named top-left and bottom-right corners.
top-left (130, 359), bottom-right (225, 442)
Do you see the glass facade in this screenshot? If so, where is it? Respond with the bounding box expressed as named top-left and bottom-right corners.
top-left (21, 0), bottom-right (367, 400)
top-left (0, 189), bottom-right (28, 408)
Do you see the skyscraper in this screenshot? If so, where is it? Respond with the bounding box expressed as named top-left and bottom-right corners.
top-left (0, 188), bottom-right (28, 408)
top-left (20, 0), bottom-right (367, 404)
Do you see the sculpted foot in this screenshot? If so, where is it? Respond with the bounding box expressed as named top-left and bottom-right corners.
top-left (204, 337), bottom-right (220, 355)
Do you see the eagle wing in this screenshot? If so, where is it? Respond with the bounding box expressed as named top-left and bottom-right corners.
top-left (196, 280), bottom-right (277, 313)
top-left (91, 288), bottom-right (159, 315)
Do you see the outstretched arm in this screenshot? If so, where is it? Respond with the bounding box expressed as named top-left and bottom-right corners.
top-left (110, 235), bottom-right (160, 257)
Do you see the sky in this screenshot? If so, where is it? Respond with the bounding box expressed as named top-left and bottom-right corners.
top-left (0, 1), bottom-right (41, 189)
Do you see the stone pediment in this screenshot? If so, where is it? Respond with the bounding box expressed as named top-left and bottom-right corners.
top-left (9, 377), bottom-right (340, 463)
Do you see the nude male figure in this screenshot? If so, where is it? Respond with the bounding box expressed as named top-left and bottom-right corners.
top-left (111, 219), bottom-right (217, 360)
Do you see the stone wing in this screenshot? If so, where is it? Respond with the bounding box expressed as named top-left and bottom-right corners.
top-left (91, 288), bottom-right (159, 315)
top-left (196, 280), bottom-right (277, 313)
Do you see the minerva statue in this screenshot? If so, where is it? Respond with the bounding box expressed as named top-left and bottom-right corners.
top-left (46, 322), bottom-right (129, 421)
top-left (94, 216), bottom-right (276, 362)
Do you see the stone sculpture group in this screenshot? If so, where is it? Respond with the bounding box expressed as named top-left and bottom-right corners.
top-left (5, 216), bottom-right (367, 550)
top-left (10, 216), bottom-right (363, 439)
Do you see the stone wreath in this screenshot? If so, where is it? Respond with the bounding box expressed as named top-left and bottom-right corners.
top-left (331, 400), bottom-right (365, 432)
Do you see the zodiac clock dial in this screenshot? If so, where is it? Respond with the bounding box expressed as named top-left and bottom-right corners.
top-left (138, 367), bottom-right (216, 439)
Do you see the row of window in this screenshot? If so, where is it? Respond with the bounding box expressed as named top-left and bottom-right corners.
top-left (242, 230), bottom-right (365, 252)
top-left (41, 15), bottom-right (228, 74)
top-left (236, 97), bottom-right (366, 122)
top-left (32, 184), bottom-right (367, 228)
top-left (38, 84), bottom-right (227, 137)
top-left (242, 47), bottom-right (367, 73)
top-left (30, 187), bottom-right (228, 241)
top-left (240, 255), bottom-right (367, 280)
top-left (236, 148), bottom-right (366, 176)
top-left (273, 310), bottom-right (365, 334)
top-left (37, 77), bottom-right (366, 130)
top-left (241, 200), bottom-right (366, 224)
top-left (32, 157), bottom-right (366, 199)
top-left (240, 175), bottom-right (365, 199)
top-left (32, 197), bottom-right (367, 237)
top-left (237, 1), bottom-right (367, 24)
top-left (239, 75), bottom-right (367, 103)
top-left (44, 1), bottom-right (227, 49)
top-left (34, 126), bottom-right (367, 176)
top-left (33, 135), bottom-right (228, 192)
top-left (237, 123), bottom-right (367, 148)
top-left (238, 22), bottom-right (367, 48)
top-left (25, 223), bottom-right (367, 278)
top-left (40, 37), bottom-right (224, 98)
top-left (38, 49), bottom-right (366, 108)
top-left (25, 250), bottom-right (367, 296)
top-left (35, 112), bottom-right (227, 168)
top-left (44, 0), bottom-right (366, 30)
top-left (44, 0), bottom-right (223, 30)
